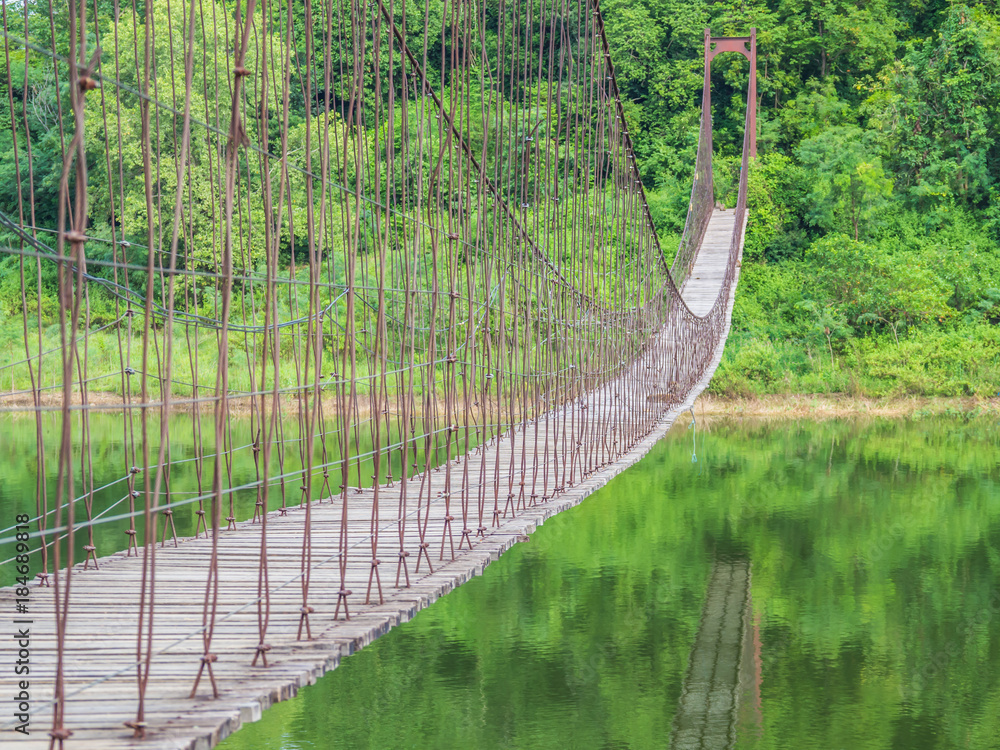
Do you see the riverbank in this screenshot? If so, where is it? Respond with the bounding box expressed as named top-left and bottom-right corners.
top-left (5, 388), bottom-right (997, 420)
top-left (694, 393), bottom-right (1000, 419)
top-left (0, 388), bottom-right (531, 422)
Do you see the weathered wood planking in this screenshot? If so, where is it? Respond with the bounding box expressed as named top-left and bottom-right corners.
top-left (0, 211), bottom-right (744, 750)
top-left (682, 209), bottom-right (738, 317)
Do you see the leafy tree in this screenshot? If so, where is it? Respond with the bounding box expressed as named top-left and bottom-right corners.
top-left (795, 297), bottom-right (850, 370)
top-left (805, 233), bottom-right (952, 342)
top-left (741, 151), bottom-right (810, 262)
top-left (863, 4), bottom-right (1000, 210)
top-left (796, 125), bottom-right (893, 240)
top-left (777, 79), bottom-right (855, 148)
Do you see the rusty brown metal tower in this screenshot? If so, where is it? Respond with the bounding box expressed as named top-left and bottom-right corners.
top-left (704, 28), bottom-right (758, 159)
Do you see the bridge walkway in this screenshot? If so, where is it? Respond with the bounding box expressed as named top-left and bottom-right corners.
top-left (682, 209), bottom-right (738, 317)
top-left (0, 212), bottom-right (742, 750)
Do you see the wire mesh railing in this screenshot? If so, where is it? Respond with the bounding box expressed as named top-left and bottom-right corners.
top-left (0, 1), bottom-right (752, 743)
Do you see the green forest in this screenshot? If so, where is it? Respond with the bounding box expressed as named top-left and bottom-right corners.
top-left (1, 0), bottom-right (998, 398)
top-left (601, 0), bottom-right (1000, 397)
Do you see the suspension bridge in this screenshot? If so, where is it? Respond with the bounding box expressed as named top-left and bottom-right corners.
top-left (0, 1), bottom-right (755, 747)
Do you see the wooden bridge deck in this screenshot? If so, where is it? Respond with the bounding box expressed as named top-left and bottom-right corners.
top-left (682, 209), bottom-right (738, 318)
top-left (0, 210), bottom-right (743, 750)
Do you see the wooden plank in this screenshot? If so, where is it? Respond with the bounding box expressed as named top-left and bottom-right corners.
top-left (681, 209), bottom-right (738, 317)
top-left (0, 210), bottom-right (746, 750)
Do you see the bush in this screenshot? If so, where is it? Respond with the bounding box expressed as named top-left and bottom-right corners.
top-left (862, 327), bottom-right (1000, 397)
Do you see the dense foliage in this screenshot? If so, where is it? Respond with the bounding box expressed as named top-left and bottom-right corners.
top-left (0, 0), bottom-right (657, 396)
top-left (601, 0), bottom-right (1000, 396)
top-left (0, 0), bottom-right (997, 396)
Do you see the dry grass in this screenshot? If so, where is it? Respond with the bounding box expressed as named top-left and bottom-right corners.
top-left (694, 393), bottom-right (1000, 419)
top-left (5, 388), bottom-right (998, 421)
top-left (0, 389), bottom-right (525, 421)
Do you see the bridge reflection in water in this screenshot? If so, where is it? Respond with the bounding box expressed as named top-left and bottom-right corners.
top-left (672, 558), bottom-right (762, 750)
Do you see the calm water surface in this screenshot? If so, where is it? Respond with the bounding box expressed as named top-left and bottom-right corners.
top-left (214, 415), bottom-right (1000, 750)
top-left (4, 415), bottom-right (1000, 748)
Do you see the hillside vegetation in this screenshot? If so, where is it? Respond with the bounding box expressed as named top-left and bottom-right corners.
top-left (1, 0), bottom-right (998, 399)
top-left (604, 0), bottom-right (1000, 397)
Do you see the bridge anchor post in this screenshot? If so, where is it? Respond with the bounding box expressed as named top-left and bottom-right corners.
top-left (366, 559), bottom-right (383, 604)
top-left (297, 605), bottom-right (314, 640)
top-left (334, 589), bottom-right (352, 621)
top-left (459, 527), bottom-right (473, 549)
top-left (252, 643), bottom-right (272, 667)
top-left (194, 507), bottom-right (207, 537)
top-left (415, 541), bottom-right (434, 573)
top-left (395, 549), bottom-right (411, 587)
top-left (440, 513), bottom-right (456, 560)
top-left (189, 653), bottom-right (219, 699)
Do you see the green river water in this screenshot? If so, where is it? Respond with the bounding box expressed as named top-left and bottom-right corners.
top-left (3, 414), bottom-right (1000, 748)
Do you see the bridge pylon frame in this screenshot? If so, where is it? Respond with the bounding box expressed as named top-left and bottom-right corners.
top-left (703, 27), bottom-right (757, 158)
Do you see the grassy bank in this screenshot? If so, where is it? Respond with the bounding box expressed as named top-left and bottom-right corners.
top-left (705, 227), bottom-right (1000, 400)
top-left (4, 312), bottom-right (997, 407)
top-left (710, 322), bottom-right (1000, 400)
